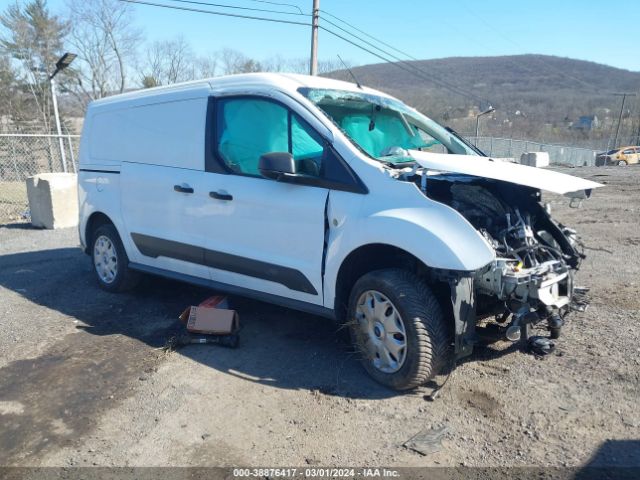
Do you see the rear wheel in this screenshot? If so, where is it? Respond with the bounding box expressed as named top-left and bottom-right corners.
top-left (92, 224), bottom-right (140, 292)
top-left (347, 269), bottom-right (450, 390)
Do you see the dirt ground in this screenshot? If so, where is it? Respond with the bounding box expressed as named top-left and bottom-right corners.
top-left (0, 166), bottom-right (638, 472)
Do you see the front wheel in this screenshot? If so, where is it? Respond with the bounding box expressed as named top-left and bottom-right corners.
top-left (347, 269), bottom-right (450, 390)
top-left (91, 224), bottom-right (140, 292)
top-left (617, 160), bottom-right (628, 166)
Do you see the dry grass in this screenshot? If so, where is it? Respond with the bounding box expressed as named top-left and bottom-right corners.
top-left (0, 181), bottom-right (28, 223)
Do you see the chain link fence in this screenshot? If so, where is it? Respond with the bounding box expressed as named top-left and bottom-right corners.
top-left (0, 132), bottom-right (614, 224)
top-left (467, 136), bottom-right (600, 167)
top-left (0, 134), bottom-right (79, 223)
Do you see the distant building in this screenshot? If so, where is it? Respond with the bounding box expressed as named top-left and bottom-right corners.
top-left (570, 115), bottom-right (599, 132)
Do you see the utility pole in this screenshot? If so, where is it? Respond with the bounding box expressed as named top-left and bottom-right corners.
top-left (613, 92), bottom-right (636, 148)
top-left (309, 0), bottom-right (319, 76)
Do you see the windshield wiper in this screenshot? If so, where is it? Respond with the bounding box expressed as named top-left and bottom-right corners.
top-left (445, 126), bottom-right (487, 156)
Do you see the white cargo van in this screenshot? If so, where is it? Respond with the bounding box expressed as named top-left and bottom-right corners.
top-left (79, 73), bottom-right (601, 390)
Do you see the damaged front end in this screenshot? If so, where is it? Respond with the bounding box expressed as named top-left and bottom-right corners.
top-left (472, 202), bottom-right (585, 346)
top-left (404, 160), bottom-right (599, 358)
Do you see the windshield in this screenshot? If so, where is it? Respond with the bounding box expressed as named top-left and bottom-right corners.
top-left (299, 88), bottom-right (478, 164)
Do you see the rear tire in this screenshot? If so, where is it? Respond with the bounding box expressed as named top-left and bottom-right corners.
top-left (347, 269), bottom-right (450, 390)
top-left (91, 224), bottom-right (140, 292)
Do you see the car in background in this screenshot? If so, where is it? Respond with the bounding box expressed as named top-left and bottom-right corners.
top-left (596, 146), bottom-right (640, 166)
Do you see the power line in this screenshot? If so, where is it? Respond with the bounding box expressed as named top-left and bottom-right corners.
top-left (331, 0), bottom-right (598, 97)
top-left (122, 0), bottom-right (488, 104)
top-left (320, 9), bottom-right (420, 61)
top-left (243, 0), bottom-right (304, 15)
top-left (456, 0), bottom-right (600, 93)
top-left (119, 0), bottom-right (311, 26)
top-left (321, 10), bottom-right (579, 108)
top-left (319, 10), bottom-right (491, 106)
top-left (319, 25), bottom-right (486, 104)
top-left (164, 0), bottom-right (475, 100)
top-left (164, 0), bottom-right (309, 16)
top-left (324, 18), bottom-right (476, 97)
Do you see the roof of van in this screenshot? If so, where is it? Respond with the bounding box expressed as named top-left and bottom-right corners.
top-left (89, 72), bottom-right (391, 107)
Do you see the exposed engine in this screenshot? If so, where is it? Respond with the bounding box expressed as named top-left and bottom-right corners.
top-left (416, 172), bottom-right (587, 343)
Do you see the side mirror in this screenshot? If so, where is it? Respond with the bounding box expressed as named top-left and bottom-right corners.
top-left (258, 152), bottom-right (296, 181)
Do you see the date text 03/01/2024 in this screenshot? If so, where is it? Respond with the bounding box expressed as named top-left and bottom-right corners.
top-left (232, 468), bottom-right (400, 478)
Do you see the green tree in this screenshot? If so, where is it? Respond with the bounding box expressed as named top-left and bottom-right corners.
top-left (0, 0), bottom-right (68, 132)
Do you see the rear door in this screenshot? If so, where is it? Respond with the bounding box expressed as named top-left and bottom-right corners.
top-left (119, 95), bottom-right (213, 280)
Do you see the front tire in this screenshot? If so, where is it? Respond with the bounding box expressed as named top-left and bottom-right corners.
top-left (347, 269), bottom-right (450, 390)
top-left (91, 224), bottom-right (140, 292)
top-left (617, 160), bottom-right (628, 166)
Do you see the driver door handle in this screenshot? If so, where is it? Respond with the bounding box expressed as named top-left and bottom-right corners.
top-left (174, 184), bottom-right (194, 194)
top-left (210, 191), bottom-right (233, 201)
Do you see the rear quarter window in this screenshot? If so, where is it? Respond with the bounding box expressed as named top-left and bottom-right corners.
top-left (89, 97), bottom-right (207, 170)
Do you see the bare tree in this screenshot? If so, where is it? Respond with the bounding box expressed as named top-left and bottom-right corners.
top-left (66, 0), bottom-right (141, 103)
top-left (219, 48), bottom-right (261, 75)
top-left (195, 52), bottom-right (220, 78)
top-left (140, 36), bottom-right (196, 87)
top-left (262, 56), bottom-right (352, 76)
top-left (262, 54), bottom-right (290, 73)
top-left (318, 58), bottom-right (348, 74)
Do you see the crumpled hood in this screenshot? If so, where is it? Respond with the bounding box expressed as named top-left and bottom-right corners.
top-left (408, 150), bottom-right (603, 195)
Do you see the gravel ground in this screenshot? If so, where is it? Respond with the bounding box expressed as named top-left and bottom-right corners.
top-left (0, 166), bottom-right (638, 472)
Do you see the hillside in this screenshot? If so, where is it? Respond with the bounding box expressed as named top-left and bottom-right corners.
top-left (327, 55), bottom-right (640, 146)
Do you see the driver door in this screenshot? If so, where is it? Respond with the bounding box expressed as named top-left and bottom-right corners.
top-left (201, 96), bottom-right (330, 305)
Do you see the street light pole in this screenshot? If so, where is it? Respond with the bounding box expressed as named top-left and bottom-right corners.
top-left (475, 106), bottom-right (495, 146)
top-left (50, 76), bottom-right (67, 172)
top-left (613, 93), bottom-right (636, 148)
top-left (49, 53), bottom-right (77, 173)
top-left (309, 0), bottom-right (319, 76)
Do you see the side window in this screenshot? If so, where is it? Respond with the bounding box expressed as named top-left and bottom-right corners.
top-left (415, 126), bottom-right (447, 154)
top-left (291, 114), bottom-right (324, 176)
top-left (212, 96), bottom-right (366, 193)
top-left (216, 97), bottom-right (324, 177)
top-left (216, 98), bottom-right (288, 176)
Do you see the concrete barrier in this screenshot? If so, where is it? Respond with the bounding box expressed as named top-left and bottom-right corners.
top-left (520, 152), bottom-right (550, 168)
top-left (26, 173), bottom-right (78, 229)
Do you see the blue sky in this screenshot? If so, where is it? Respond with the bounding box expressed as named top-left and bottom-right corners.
top-left (44, 0), bottom-right (640, 71)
